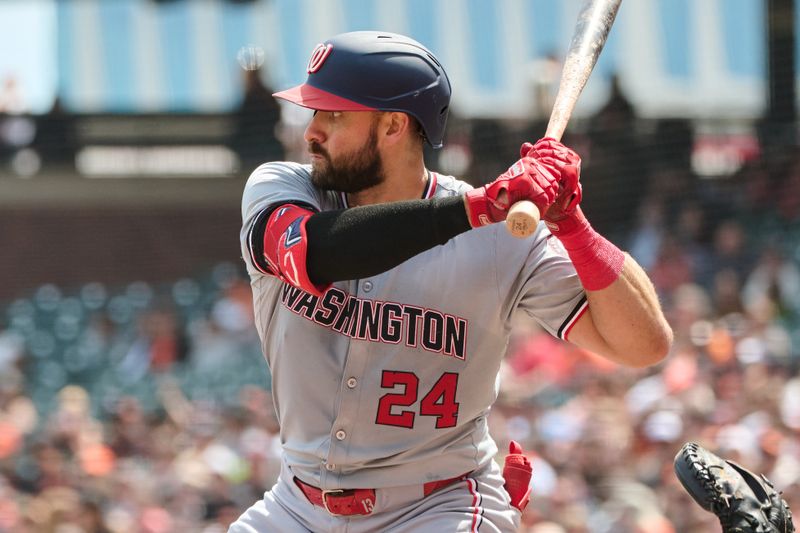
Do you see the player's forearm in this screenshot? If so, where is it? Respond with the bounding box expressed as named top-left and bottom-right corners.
top-left (306, 196), bottom-right (471, 284)
top-left (580, 254), bottom-right (673, 367)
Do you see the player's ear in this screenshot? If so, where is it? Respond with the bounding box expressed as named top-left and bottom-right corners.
top-left (380, 112), bottom-right (411, 146)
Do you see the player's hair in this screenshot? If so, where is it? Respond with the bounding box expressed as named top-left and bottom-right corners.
top-left (411, 117), bottom-right (427, 147)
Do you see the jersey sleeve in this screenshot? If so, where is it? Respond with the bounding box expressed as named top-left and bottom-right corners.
top-left (500, 226), bottom-right (588, 341)
top-left (240, 162), bottom-right (322, 278)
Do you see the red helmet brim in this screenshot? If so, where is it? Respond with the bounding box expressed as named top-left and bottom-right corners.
top-left (272, 83), bottom-right (376, 112)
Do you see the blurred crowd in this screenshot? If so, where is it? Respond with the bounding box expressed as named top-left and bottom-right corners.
top-left (0, 264), bottom-right (277, 532)
top-left (1, 86), bottom-right (800, 532)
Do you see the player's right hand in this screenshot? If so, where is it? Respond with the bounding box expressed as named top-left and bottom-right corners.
top-left (464, 149), bottom-right (560, 228)
top-left (524, 138), bottom-right (584, 234)
top-left (522, 138), bottom-right (582, 213)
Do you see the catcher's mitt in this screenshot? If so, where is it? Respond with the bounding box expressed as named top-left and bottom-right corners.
top-left (674, 442), bottom-right (795, 533)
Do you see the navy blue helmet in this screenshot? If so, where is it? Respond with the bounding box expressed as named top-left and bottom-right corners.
top-left (273, 31), bottom-right (452, 148)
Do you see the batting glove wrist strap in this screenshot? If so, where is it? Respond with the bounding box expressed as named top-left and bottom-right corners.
top-left (464, 187), bottom-right (496, 228)
top-left (548, 207), bottom-right (625, 291)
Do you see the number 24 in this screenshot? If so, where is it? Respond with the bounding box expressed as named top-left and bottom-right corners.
top-left (375, 371), bottom-right (460, 429)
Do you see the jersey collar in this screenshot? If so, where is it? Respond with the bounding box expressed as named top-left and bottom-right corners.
top-left (339, 170), bottom-right (437, 209)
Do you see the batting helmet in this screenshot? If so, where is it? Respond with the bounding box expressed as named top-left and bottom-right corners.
top-left (273, 31), bottom-right (452, 149)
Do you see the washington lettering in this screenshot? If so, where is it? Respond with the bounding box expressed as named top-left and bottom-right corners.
top-left (280, 284), bottom-right (468, 359)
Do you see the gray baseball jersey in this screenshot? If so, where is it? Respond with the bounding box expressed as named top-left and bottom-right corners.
top-left (239, 161), bottom-right (586, 490)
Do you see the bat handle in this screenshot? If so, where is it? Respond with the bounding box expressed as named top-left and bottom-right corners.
top-left (505, 200), bottom-right (540, 238)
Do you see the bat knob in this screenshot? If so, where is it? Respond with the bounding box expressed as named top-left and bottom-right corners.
top-left (506, 201), bottom-right (540, 238)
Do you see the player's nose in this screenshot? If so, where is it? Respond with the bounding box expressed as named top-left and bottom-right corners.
top-left (304, 112), bottom-right (326, 144)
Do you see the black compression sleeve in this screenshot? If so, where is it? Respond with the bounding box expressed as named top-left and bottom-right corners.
top-left (305, 195), bottom-right (471, 284)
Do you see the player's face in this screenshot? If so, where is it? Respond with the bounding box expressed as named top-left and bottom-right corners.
top-left (305, 111), bottom-right (385, 193)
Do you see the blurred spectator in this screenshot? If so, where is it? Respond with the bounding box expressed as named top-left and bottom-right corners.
top-left (776, 159), bottom-right (800, 231)
top-left (711, 268), bottom-right (745, 316)
top-left (118, 305), bottom-right (188, 381)
top-left (674, 202), bottom-right (714, 287)
top-left (628, 197), bottom-right (665, 270)
top-left (742, 245), bottom-right (800, 321)
top-left (649, 118), bottom-right (694, 172)
top-left (649, 236), bottom-right (695, 298)
top-left (527, 52), bottom-right (562, 121)
top-left (583, 75), bottom-right (648, 239)
top-left (108, 396), bottom-right (151, 458)
top-left (0, 75), bottom-right (24, 113)
top-left (708, 220), bottom-right (755, 282)
top-left (0, 321), bottom-right (24, 375)
top-left (468, 118), bottom-right (519, 185)
top-left (233, 67), bottom-right (284, 169)
top-left (33, 96), bottom-right (77, 170)
top-left (0, 74), bottom-right (38, 177)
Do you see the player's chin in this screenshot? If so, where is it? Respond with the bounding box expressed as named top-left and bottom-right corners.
top-left (310, 168), bottom-right (335, 191)
top-left (309, 155), bottom-right (328, 172)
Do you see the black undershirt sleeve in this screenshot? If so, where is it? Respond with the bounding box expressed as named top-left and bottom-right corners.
top-left (305, 195), bottom-right (472, 285)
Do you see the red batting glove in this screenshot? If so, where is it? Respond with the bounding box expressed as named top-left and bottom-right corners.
top-left (503, 440), bottom-right (533, 511)
top-left (527, 139), bottom-right (625, 291)
top-left (465, 145), bottom-right (560, 228)
top-left (534, 137), bottom-right (584, 234)
top-left (523, 138), bottom-right (583, 222)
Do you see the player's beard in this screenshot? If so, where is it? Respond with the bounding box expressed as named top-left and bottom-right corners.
top-left (308, 122), bottom-right (384, 193)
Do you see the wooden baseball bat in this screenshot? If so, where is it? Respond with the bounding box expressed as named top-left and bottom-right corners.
top-left (505, 0), bottom-right (623, 238)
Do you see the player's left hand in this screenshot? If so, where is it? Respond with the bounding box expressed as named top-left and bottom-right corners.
top-left (464, 150), bottom-right (560, 228)
top-left (523, 138), bottom-right (582, 229)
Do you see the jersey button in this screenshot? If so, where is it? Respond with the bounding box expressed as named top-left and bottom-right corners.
top-left (362, 281), bottom-right (373, 292)
top-left (346, 377), bottom-right (358, 389)
top-left (335, 430), bottom-right (347, 441)
top-left (325, 463), bottom-right (336, 471)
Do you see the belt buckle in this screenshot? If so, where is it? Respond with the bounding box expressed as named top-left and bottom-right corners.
top-left (321, 489), bottom-right (345, 516)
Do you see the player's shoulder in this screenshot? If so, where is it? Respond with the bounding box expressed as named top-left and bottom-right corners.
top-left (245, 161), bottom-right (312, 189)
top-left (241, 161), bottom-right (336, 218)
top-left (242, 161), bottom-right (327, 206)
top-left (429, 171), bottom-right (473, 197)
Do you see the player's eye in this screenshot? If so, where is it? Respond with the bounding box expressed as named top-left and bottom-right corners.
top-left (331, 111), bottom-right (343, 119)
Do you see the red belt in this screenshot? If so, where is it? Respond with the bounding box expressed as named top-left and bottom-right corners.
top-left (294, 473), bottom-right (468, 516)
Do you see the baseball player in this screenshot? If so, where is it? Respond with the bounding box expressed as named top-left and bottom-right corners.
top-left (232, 31), bottom-right (672, 532)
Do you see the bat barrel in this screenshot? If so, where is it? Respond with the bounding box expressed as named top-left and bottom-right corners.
top-left (547, 0), bottom-right (622, 141)
top-left (506, 0), bottom-right (622, 239)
